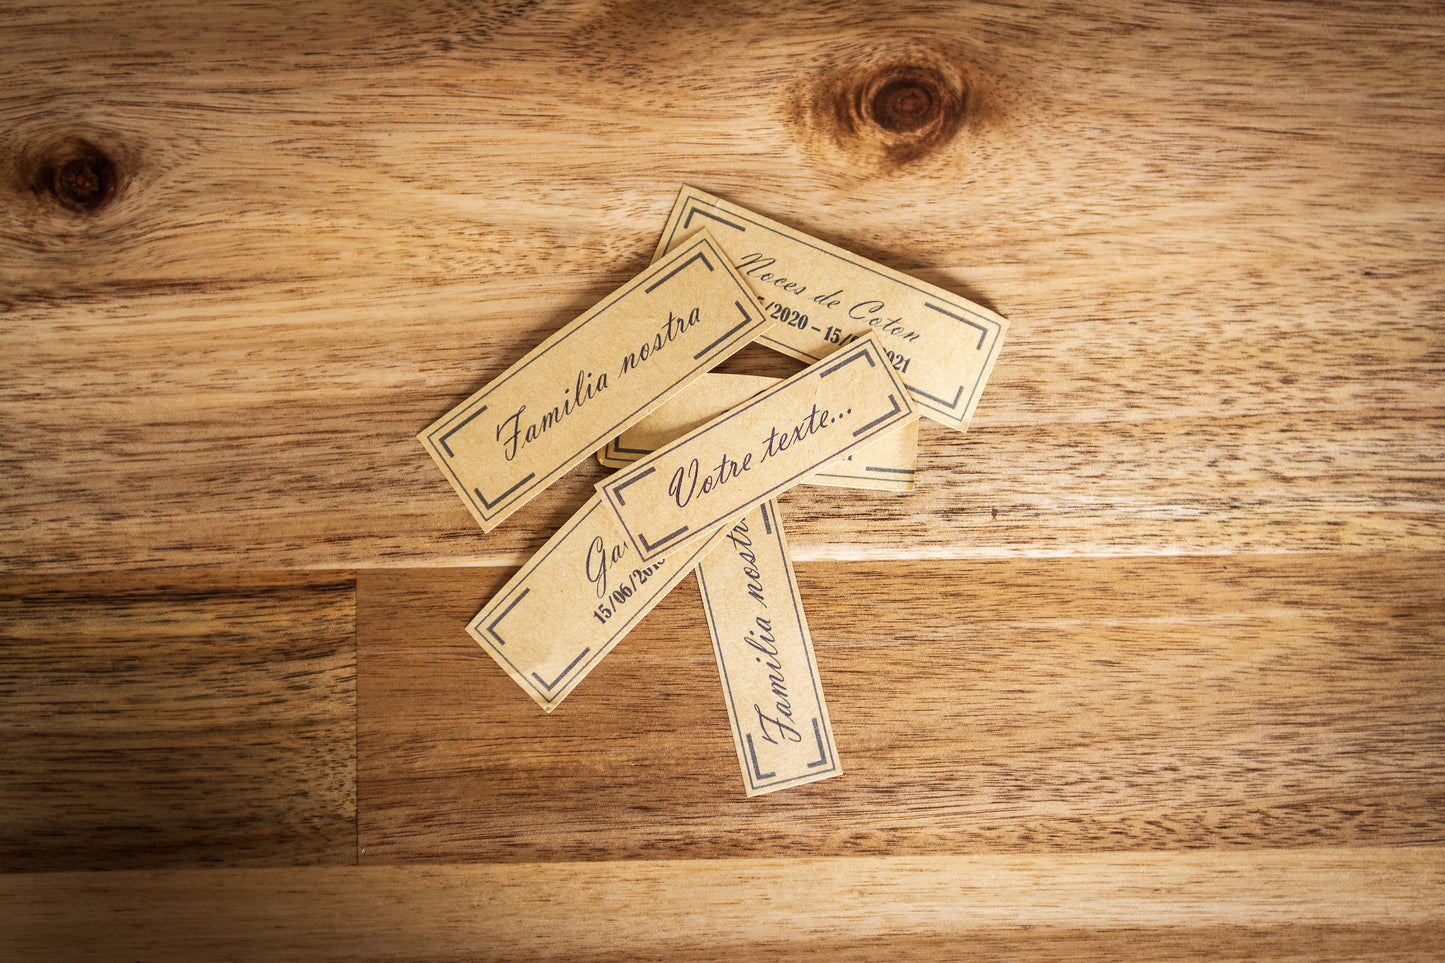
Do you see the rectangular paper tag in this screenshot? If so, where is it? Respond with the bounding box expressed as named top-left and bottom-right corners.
top-left (697, 500), bottom-right (841, 795)
top-left (420, 230), bottom-right (771, 532)
top-left (468, 493), bottom-right (729, 712)
top-left (653, 186), bottom-right (1009, 433)
top-left (599, 373), bottom-right (918, 492)
top-left (597, 333), bottom-right (917, 563)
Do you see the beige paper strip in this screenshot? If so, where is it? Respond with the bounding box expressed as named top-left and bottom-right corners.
top-left (597, 333), bottom-right (917, 563)
top-left (467, 493), bottom-right (729, 713)
top-left (697, 500), bottom-right (841, 796)
top-left (809, 418), bottom-right (918, 492)
top-left (598, 373), bottom-right (918, 492)
top-left (419, 230), bottom-right (771, 532)
top-left (653, 186), bottom-right (1009, 433)
top-left (598, 374), bottom-right (778, 468)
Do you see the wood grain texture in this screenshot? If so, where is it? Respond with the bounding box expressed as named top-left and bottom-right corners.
top-left (1, 0), bottom-right (1442, 957)
top-left (358, 552), bottom-right (1444, 862)
top-left (5, 850), bottom-right (1442, 961)
top-left (1, 0), bottom-right (1440, 569)
top-left (0, 572), bottom-right (356, 870)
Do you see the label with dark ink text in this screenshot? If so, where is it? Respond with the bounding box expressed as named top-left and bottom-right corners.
top-left (597, 334), bottom-right (917, 563)
top-left (469, 493), bottom-right (730, 712)
top-left (696, 500), bottom-right (841, 795)
top-left (653, 186), bottom-right (1008, 433)
top-left (420, 230), bottom-right (769, 532)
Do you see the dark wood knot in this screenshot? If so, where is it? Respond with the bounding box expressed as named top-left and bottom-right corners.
top-left (850, 65), bottom-right (967, 164)
top-left (870, 76), bottom-right (944, 134)
top-left (797, 52), bottom-right (977, 173)
top-left (33, 138), bottom-right (118, 214)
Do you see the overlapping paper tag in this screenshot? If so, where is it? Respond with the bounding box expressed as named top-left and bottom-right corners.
top-left (468, 494), bottom-right (730, 713)
top-left (420, 230), bottom-right (770, 532)
top-left (598, 373), bottom-right (918, 493)
top-left (654, 186), bottom-right (1008, 433)
top-left (597, 334), bottom-right (917, 563)
top-left (697, 500), bottom-right (841, 795)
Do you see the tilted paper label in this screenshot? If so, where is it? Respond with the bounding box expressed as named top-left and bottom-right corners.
top-left (597, 334), bottom-right (917, 563)
top-left (599, 373), bottom-right (918, 492)
top-left (697, 500), bottom-right (841, 795)
top-left (420, 230), bottom-right (771, 532)
top-left (468, 493), bottom-right (729, 712)
top-left (653, 186), bottom-right (1008, 432)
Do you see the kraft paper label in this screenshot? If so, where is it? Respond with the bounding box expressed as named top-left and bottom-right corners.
top-left (653, 186), bottom-right (1009, 433)
top-left (598, 373), bottom-right (918, 492)
top-left (420, 230), bottom-right (771, 532)
top-left (697, 500), bottom-right (841, 795)
top-left (468, 493), bottom-right (729, 712)
top-left (597, 333), bottom-right (917, 563)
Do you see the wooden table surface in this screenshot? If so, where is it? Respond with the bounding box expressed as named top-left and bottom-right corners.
top-left (3, 0), bottom-right (1443, 958)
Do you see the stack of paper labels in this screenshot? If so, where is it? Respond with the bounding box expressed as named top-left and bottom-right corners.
top-left (419, 186), bottom-right (1009, 796)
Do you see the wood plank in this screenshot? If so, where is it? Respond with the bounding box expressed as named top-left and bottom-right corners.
top-left (1, 0), bottom-right (1441, 569)
top-left (4, 849), bottom-right (1441, 961)
top-left (0, 572), bottom-right (356, 870)
top-left (357, 552), bottom-right (1445, 862)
